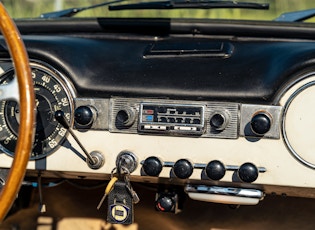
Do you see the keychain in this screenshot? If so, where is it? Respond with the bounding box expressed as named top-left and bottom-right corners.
top-left (97, 166), bottom-right (139, 225)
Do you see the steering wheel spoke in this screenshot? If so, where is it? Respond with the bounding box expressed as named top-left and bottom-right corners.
top-left (0, 76), bottom-right (19, 101)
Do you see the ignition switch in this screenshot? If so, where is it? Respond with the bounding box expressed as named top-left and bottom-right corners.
top-left (116, 151), bottom-right (138, 174)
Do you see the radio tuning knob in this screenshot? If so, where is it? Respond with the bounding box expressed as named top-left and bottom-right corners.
top-left (173, 159), bottom-right (193, 179)
top-left (115, 107), bottom-right (135, 129)
top-left (210, 111), bottom-right (229, 131)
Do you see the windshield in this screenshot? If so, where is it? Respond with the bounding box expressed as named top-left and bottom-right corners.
top-left (3, 0), bottom-right (315, 22)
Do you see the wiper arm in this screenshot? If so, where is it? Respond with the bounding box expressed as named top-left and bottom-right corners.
top-left (109, 0), bottom-right (269, 11)
top-left (274, 8), bottom-right (315, 22)
top-left (40, 0), bottom-right (125, 18)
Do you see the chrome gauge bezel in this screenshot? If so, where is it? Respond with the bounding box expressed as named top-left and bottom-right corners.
top-left (282, 80), bottom-right (315, 169)
top-left (0, 60), bottom-right (76, 160)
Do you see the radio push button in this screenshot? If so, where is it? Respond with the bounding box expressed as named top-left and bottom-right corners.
top-left (173, 159), bottom-right (194, 179)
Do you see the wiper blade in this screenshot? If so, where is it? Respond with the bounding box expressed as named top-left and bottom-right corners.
top-left (40, 0), bottom-right (125, 18)
top-left (274, 8), bottom-right (315, 22)
top-left (109, 0), bottom-right (269, 11)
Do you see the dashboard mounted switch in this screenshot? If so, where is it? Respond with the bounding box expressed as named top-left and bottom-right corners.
top-left (155, 190), bottom-right (184, 214)
top-left (173, 159), bottom-right (194, 179)
top-left (205, 160), bottom-right (226, 181)
top-left (238, 162), bottom-right (259, 183)
top-left (142, 156), bottom-right (163, 176)
top-left (250, 112), bottom-right (272, 135)
top-left (155, 195), bottom-right (175, 212)
top-left (74, 106), bottom-right (96, 127)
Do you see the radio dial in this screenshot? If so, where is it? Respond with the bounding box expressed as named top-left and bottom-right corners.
top-left (115, 107), bottom-right (135, 129)
top-left (210, 111), bottom-right (229, 131)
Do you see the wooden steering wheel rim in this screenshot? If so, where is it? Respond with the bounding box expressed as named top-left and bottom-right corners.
top-left (0, 3), bottom-right (35, 220)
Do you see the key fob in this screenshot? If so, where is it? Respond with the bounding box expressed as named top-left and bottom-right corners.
top-left (107, 180), bottom-right (134, 225)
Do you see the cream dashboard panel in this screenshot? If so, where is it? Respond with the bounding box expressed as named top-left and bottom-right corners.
top-left (0, 127), bottom-right (309, 187)
top-left (43, 131), bottom-right (307, 185)
top-left (1, 60), bottom-right (315, 192)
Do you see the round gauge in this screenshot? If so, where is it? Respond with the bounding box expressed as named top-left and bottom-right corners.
top-left (0, 63), bottom-right (74, 160)
top-left (282, 81), bottom-right (315, 169)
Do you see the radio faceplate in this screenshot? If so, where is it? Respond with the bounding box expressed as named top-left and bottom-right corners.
top-left (139, 103), bottom-right (204, 135)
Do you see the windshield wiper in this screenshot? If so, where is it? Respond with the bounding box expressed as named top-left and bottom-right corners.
top-left (40, 0), bottom-right (125, 18)
top-left (108, 0), bottom-right (269, 11)
top-left (274, 8), bottom-right (315, 22)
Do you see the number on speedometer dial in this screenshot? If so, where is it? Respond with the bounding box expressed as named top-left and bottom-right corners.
top-left (0, 63), bottom-right (74, 160)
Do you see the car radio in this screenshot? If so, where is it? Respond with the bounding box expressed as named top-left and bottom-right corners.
top-left (138, 103), bottom-right (204, 135)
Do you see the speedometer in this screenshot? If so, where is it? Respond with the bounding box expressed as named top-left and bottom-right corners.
top-left (0, 62), bottom-right (74, 160)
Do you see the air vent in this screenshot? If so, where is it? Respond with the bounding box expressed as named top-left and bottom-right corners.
top-left (143, 41), bottom-right (233, 58)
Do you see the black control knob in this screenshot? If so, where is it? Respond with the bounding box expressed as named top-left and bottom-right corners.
top-left (155, 196), bottom-right (175, 212)
top-left (250, 112), bottom-right (271, 135)
top-left (74, 106), bottom-right (95, 126)
top-left (173, 159), bottom-right (193, 179)
top-left (115, 108), bottom-right (135, 129)
top-left (238, 162), bottom-right (259, 183)
top-left (142, 156), bottom-right (163, 176)
top-left (205, 160), bottom-right (226, 180)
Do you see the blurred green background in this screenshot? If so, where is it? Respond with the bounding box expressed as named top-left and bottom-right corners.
top-left (2, 0), bottom-right (315, 21)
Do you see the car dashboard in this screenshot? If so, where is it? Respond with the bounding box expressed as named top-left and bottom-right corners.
top-left (1, 18), bottom-right (315, 208)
